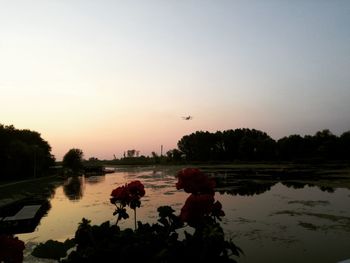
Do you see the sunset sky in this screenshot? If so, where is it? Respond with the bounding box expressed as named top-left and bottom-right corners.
top-left (1, 1), bottom-right (349, 160)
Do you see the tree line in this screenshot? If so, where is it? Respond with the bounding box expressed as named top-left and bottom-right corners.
top-left (176, 128), bottom-right (350, 162)
top-left (1, 124), bottom-right (350, 181)
top-left (0, 124), bottom-right (55, 180)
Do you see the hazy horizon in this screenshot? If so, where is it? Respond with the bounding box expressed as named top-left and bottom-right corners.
top-left (1, 1), bottom-right (349, 160)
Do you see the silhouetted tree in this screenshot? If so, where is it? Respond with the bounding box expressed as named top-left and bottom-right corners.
top-left (166, 149), bottom-right (183, 162)
top-left (178, 128), bottom-right (276, 162)
top-left (236, 129), bottom-right (276, 160)
top-left (151, 151), bottom-right (161, 163)
top-left (127, 150), bottom-right (137, 158)
top-left (62, 148), bottom-right (84, 173)
top-left (313, 129), bottom-right (338, 159)
top-left (277, 135), bottom-right (307, 160)
top-left (0, 124), bottom-right (55, 180)
top-left (178, 131), bottom-right (221, 161)
top-left (339, 131), bottom-right (350, 160)
top-left (277, 129), bottom-right (343, 161)
top-left (219, 130), bottom-right (243, 160)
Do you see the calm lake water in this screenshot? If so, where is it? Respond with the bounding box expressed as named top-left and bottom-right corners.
top-left (17, 166), bottom-right (350, 263)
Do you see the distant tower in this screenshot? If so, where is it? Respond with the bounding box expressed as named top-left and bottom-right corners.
top-left (161, 145), bottom-right (163, 157)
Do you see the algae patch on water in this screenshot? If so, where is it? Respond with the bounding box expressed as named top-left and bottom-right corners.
top-left (272, 210), bottom-right (350, 232)
top-left (287, 200), bottom-right (330, 207)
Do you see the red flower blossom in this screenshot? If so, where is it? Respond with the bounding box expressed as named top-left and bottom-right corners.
top-left (111, 181), bottom-right (145, 207)
top-left (111, 185), bottom-right (131, 205)
top-left (127, 180), bottom-right (145, 199)
top-left (180, 194), bottom-right (215, 226)
top-left (176, 168), bottom-right (215, 194)
top-left (0, 235), bottom-right (25, 263)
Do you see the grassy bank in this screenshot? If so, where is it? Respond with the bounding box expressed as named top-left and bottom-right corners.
top-left (0, 175), bottom-right (65, 208)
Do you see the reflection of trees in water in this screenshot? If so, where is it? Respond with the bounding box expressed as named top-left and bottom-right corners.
top-left (214, 171), bottom-right (277, 196)
top-left (281, 181), bottom-right (311, 189)
top-left (214, 172), bottom-right (337, 196)
top-left (217, 180), bottom-right (277, 196)
top-left (318, 186), bottom-right (335, 193)
top-left (63, 176), bottom-right (85, 201)
top-left (85, 175), bottom-right (106, 185)
top-left (281, 181), bottom-right (334, 192)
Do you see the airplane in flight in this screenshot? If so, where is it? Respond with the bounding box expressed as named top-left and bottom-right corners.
top-left (182, 115), bottom-right (193, 120)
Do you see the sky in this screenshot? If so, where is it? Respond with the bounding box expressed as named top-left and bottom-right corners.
top-left (1, 0), bottom-right (350, 160)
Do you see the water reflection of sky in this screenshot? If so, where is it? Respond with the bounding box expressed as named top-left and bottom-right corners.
top-left (17, 167), bottom-right (350, 263)
top-left (219, 184), bottom-right (350, 263)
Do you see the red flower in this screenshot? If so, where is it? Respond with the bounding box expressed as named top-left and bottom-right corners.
top-left (111, 185), bottom-right (131, 205)
top-left (176, 168), bottom-right (215, 194)
top-left (110, 181), bottom-right (145, 207)
top-left (180, 194), bottom-right (215, 226)
top-left (0, 235), bottom-right (25, 263)
top-left (127, 180), bottom-right (145, 199)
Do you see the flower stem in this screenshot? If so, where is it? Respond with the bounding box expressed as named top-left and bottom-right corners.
top-left (134, 208), bottom-right (137, 230)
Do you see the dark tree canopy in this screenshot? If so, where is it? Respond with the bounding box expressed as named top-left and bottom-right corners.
top-left (177, 128), bottom-right (350, 162)
top-left (0, 124), bottom-right (55, 180)
top-left (178, 129), bottom-right (276, 161)
top-left (62, 148), bottom-right (84, 173)
top-left (166, 149), bottom-right (183, 162)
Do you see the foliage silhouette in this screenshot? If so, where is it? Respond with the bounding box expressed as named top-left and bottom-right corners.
top-left (177, 128), bottom-right (350, 162)
top-left (32, 239), bottom-right (75, 260)
top-left (62, 148), bottom-right (84, 174)
top-left (0, 124), bottom-right (55, 180)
